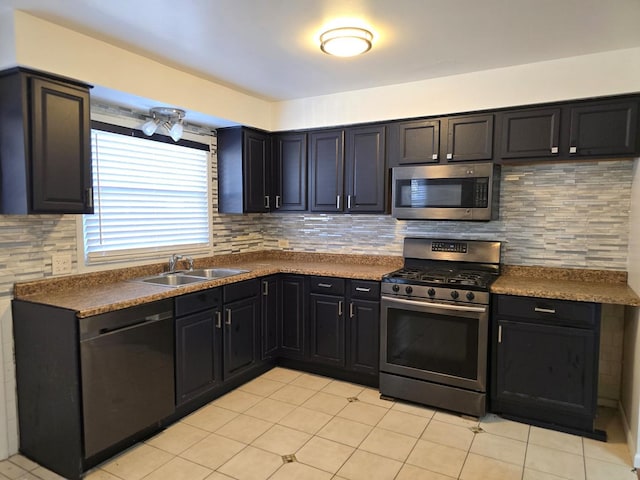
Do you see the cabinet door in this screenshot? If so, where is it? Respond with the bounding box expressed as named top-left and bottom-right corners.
top-left (499, 108), bottom-right (561, 159)
top-left (495, 320), bottom-right (597, 423)
top-left (568, 100), bottom-right (638, 157)
top-left (280, 275), bottom-right (306, 359)
top-left (309, 129), bottom-right (344, 212)
top-left (391, 119), bottom-right (440, 165)
top-left (30, 77), bottom-right (92, 213)
top-left (273, 133), bottom-right (307, 211)
top-left (243, 129), bottom-right (271, 212)
top-left (261, 277), bottom-right (279, 360)
top-left (308, 293), bottom-right (345, 367)
top-left (175, 309), bottom-right (222, 405)
top-left (444, 114), bottom-right (494, 162)
top-left (345, 125), bottom-right (386, 213)
top-left (347, 298), bottom-right (379, 376)
top-left (223, 296), bottom-right (260, 379)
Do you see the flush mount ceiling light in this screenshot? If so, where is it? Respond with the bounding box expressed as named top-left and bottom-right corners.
top-left (141, 107), bottom-right (186, 142)
top-left (320, 26), bottom-right (373, 57)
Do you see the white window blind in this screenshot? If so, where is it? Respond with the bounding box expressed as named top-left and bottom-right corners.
top-left (83, 129), bottom-right (211, 264)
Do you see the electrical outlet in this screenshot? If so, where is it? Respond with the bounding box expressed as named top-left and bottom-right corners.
top-left (278, 239), bottom-right (290, 248)
top-left (51, 254), bottom-right (72, 275)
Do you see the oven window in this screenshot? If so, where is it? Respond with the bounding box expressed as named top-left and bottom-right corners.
top-left (386, 307), bottom-right (478, 380)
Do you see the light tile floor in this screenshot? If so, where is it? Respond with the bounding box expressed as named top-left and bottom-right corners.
top-left (1, 367), bottom-right (637, 480)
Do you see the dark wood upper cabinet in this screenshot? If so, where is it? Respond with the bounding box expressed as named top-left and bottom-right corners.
top-left (345, 125), bottom-right (386, 213)
top-left (444, 113), bottom-right (494, 162)
top-left (388, 119), bottom-right (440, 165)
top-left (309, 129), bottom-right (344, 212)
top-left (0, 68), bottom-right (93, 214)
top-left (568, 99), bottom-right (638, 157)
top-left (499, 107), bottom-right (561, 159)
top-left (272, 132), bottom-right (307, 211)
top-left (218, 127), bottom-right (271, 213)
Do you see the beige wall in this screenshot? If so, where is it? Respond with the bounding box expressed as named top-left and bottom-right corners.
top-left (623, 158), bottom-right (640, 467)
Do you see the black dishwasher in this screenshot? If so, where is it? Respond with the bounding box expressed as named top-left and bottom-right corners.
top-left (80, 299), bottom-right (175, 458)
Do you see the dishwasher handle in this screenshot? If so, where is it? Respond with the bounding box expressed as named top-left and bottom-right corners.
top-left (80, 300), bottom-right (174, 342)
top-left (96, 311), bottom-right (173, 336)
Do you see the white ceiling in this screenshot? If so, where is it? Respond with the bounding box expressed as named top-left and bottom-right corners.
top-left (1, 0), bottom-right (640, 102)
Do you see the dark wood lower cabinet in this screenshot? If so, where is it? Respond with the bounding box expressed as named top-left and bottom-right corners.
top-left (223, 281), bottom-right (261, 380)
top-left (490, 294), bottom-right (602, 438)
top-left (280, 275), bottom-right (306, 359)
top-left (347, 298), bottom-right (380, 376)
top-left (261, 276), bottom-right (279, 360)
top-left (308, 293), bottom-right (346, 367)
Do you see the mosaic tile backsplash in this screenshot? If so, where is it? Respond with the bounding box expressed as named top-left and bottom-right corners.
top-left (0, 159), bottom-right (634, 299)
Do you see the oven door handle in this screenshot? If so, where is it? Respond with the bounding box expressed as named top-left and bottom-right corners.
top-left (382, 296), bottom-right (487, 314)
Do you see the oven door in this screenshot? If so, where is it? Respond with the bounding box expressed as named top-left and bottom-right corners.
top-left (380, 295), bottom-right (488, 391)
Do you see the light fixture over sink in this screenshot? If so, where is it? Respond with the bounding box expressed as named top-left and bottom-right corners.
top-left (320, 26), bottom-right (373, 57)
top-left (141, 107), bottom-right (185, 142)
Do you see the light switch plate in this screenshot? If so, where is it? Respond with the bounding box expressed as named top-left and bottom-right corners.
top-left (51, 253), bottom-right (72, 275)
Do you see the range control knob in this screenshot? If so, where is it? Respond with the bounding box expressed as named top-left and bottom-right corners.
top-left (405, 286), bottom-right (413, 295)
top-left (392, 284), bottom-right (400, 292)
top-left (466, 291), bottom-right (475, 301)
top-left (427, 288), bottom-right (436, 297)
top-left (450, 290), bottom-right (459, 300)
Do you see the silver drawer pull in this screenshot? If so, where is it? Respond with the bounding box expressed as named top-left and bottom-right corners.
top-left (355, 287), bottom-right (371, 292)
top-left (318, 283), bottom-right (332, 288)
top-left (216, 311), bottom-right (222, 329)
top-left (534, 307), bottom-right (556, 314)
top-left (338, 300), bottom-right (343, 316)
top-left (225, 308), bottom-right (232, 325)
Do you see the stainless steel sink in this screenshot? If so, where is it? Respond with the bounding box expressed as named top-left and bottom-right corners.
top-left (139, 274), bottom-right (207, 286)
top-left (188, 268), bottom-right (248, 278)
top-left (134, 268), bottom-right (249, 287)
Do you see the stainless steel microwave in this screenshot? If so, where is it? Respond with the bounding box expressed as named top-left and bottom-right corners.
top-left (391, 162), bottom-right (500, 221)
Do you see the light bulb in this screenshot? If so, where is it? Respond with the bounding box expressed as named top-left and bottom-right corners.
top-left (141, 118), bottom-right (159, 136)
top-left (169, 121), bottom-right (183, 142)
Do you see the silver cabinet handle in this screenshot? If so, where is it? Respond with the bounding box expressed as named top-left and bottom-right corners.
top-left (498, 325), bottom-right (502, 343)
top-left (569, 146), bottom-right (577, 154)
top-left (262, 280), bottom-right (269, 296)
top-left (264, 195), bottom-right (270, 209)
top-left (318, 283), bottom-right (332, 288)
top-left (275, 195), bottom-right (281, 209)
top-left (349, 302), bottom-right (354, 318)
top-left (446, 153), bottom-right (453, 159)
top-left (355, 287), bottom-right (370, 292)
top-left (216, 311), bottom-right (222, 329)
top-left (347, 195), bottom-right (352, 209)
top-left (225, 308), bottom-right (232, 325)
top-left (534, 307), bottom-right (556, 314)
top-left (432, 153), bottom-right (438, 160)
top-left (338, 300), bottom-right (343, 316)
top-left (551, 146), bottom-right (559, 154)
top-left (85, 187), bottom-right (94, 208)
top-left (336, 195), bottom-right (341, 209)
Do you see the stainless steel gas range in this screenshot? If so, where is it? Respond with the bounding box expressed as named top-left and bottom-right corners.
top-left (379, 237), bottom-right (501, 417)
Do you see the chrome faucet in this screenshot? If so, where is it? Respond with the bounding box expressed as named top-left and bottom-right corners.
top-left (169, 254), bottom-right (194, 273)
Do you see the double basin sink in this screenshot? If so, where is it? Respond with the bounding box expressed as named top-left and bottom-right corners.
top-left (135, 268), bottom-right (249, 287)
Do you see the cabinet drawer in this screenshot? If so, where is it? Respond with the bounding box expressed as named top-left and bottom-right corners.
top-left (224, 279), bottom-right (260, 304)
top-left (309, 276), bottom-right (345, 295)
top-left (175, 288), bottom-right (221, 316)
top-left (495, 295), bottom-right (598, 328)
top-left (349, 280), bottom-right (380, 300)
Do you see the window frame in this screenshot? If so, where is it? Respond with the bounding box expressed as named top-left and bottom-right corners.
top-left (76, 120), bottom-right (214, 272)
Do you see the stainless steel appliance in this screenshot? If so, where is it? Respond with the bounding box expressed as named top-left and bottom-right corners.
top-left (379, 237), bottom-right (501, 417)
top-left (391, 162), bottom-right (500, 221)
